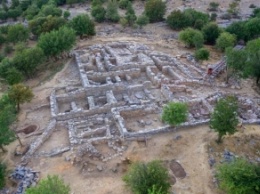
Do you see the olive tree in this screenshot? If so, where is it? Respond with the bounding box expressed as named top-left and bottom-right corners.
top-left (144, 0), bottom-right (166, 23)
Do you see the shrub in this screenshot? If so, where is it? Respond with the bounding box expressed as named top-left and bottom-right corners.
top-left (216, 158), bottom-right (260, 194)
top-left (91, 5), bottom-right (106, 22)
top-left (210, 13), bottom-right (217, 21)
top-left (119, 0), bottom-right (129, 9)
top-left (25, 175), bottom-right (70, 194)
top-left (70, 14), bottom-right (95, 37)
top-left (6, 67), bottom-right (24, 85)
top-left (136, 14), bottom-right (149, 28)
top-left (161, 102), bottom-right (188, 126)
top-left (167, 10), bottom-right (191, 30)
top-left (3, 44), bottom-right (13, 55)
top-left (216, 32), bottom-right (236, 52)
top-left (123, 160), bottom-right (171, 194)
top-left (144, 0), bottom-right (166, 23)
top-left (208, 2), bottom-right (219, 11)
top-left (0, 162), bottom-right (6, 189)
top-left (106, 0), bottom-right (120, 23)
top-left (195, 48), bottom-right (210, 61)
top-left (202, 22), bottom-right (222, 45)
top-left (179, 28), bottom-right (204, 49)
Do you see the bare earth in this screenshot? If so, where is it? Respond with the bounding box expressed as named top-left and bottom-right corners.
top-left (1, 0), bottom-right (260, 194)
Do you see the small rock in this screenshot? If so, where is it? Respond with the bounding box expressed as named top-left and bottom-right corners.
top-left (146, 121), bottom-right (152, 125)
top-left (97, 165), bottom-right (103, 172)
top-left (174, 135), bottom-right (182, 140)
top-left (111, 167), bottom-right (118, 173)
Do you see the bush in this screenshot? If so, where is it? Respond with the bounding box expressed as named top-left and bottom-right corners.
top-left (167, 10), bottom-right (192, 30)
top-left (7, 24), bottom-right (29, 43)
top-left (202, 22), bottom-right (222, 45)
top-left (162, 102), bottom-right (188, 126)
top-left (226, 20), bottom-right (247, 41)
top-left (179, 28), bottom-right (204, 49)
top-left (63, 10), bottom-right (70, 19)
top-left (119, 0), bottom-right (129, 9)
top-left (216, 158), bottom-right (260, 194)
top-left (125, 2), bottom-right (136, 26)
top-left (210, 13), bottom-right (217, 21)
top-left (3, 44), bottom-right (14, 55)
top-left (91, 5), bottom-right (106, 22)
top-left (144, 0), bottom-right (166, 23)
top-left (25, 175), bottom-right (70, 194)
top-left (70, 14), bottom-right (95, 37)
top-left (136, 14), bottom-right (149, 28)
top-left (106, 0), bottom-right (120, 23)
top-left (6, 67), bottom-right (24, 85)
top-left (0, 162), bottom-right (6, 189)
top-left (123, 160), bottom-right (171, 194)
top-left (195, 48), bottom-right (210, 61)
top-left (208, 2), bottom-right (219, 11)
top-left (216, 32), bottom-right (236, 52)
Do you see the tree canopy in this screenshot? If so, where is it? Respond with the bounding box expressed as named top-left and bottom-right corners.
top-left (123, 160), bottom-right (171, 194)
top-left (216, 32), bottom-right (236, 52)
top-left (179, 28), bottom-right (204, 49)
top-left (209, 96), bottom-right (238, 143)
top-left (7, 24), bottom-right (29, 43)
top-left (144, 0), bottom-right (166, 23)
top-left (70, 14), bottom-right (95, 37)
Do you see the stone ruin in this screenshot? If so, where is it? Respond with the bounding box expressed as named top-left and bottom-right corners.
top-left (18, 41), bottom-right (260, 176)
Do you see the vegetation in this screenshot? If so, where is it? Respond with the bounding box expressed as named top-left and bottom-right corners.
top-left (70, 14), bottom-right (95, 38)
top-left (123, 160), bottom-right (171, 194)
top-left (216, 32), bottom-right (236, 52)
top-left (136, 14), bottom-right (149, 29)
top-left (209, 96), bottom-right (238, 143)
top-left (216, 158), bottom-right (260, 194)
top-left (26, 175), bottom-right (70, 194)
top-left (208, 2), bottom-right (219, 11)
top-left (7, 24), bottom-right (29, 43)
top-left (91, 4), bottom-right (106, 22)
top-left (8, 83), bottom-right (34, 112)
top-left (202, 22), bottom-right (222, 45)
top-left (162, 102), bottom-right (188, 126)
top-left (144, 0), bottom-right (166, 23)
top-left (0, 94), bottom-right (17, 152)
top-left (106, 0), bottom-right (120, 23)
top-left (179, 28), bottom-right (204, 49)
top-left (125, 2), bottom-right (136, 26)
top-left (0, 162), bottom-right (6, 189)
top-left (38, 26), bottom-right (76, 58)
top-left (119, 0), bottom-right (129, 9)
top-left (195, 48), bottom-right (210, 61)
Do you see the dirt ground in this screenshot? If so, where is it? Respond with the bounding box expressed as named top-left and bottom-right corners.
top-left (1, 1), bottom-right (260, 194)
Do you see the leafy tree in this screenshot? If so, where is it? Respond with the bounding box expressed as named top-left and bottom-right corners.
top-left (202, 22), bottom-right (222, 45)
top-left (25, 175), bottom-right (70, 194)
top-left (0, 94), bottom-right (16, 152)
top-left (0, 10), bottom-right (8, 21)
top-left (37, 26), bottom-right (76, 58)
top-left (6, 67), bottom-right (24, 85)
top-left (226, 20), bottom-right (247, 41)
top-left (13, 47), bottom-right (45, 77)
top-left (41, 16), bottom-right (67, 34)
top-left (7, 24), bottom-right (29, 43)
top-left (3, 44), bottom-right (14, 55)
top-left (225, 47), bottom-right (248, 80)
top-left (0, 162), bottom-right (6, 188)
top-left (136, 14), bottom-right (149, 29)
top-left (162, 102), bottom-right (188, 126)
top-left (179, 28), bottom-right (204, 49)
top-left (7, 7), bottom-right (22, 20)
top-left (70, 14), bottom-right (95, 38)
top-left (166, 10), bottom-right (193, 30)
top-left (245, 17), bottom-right (260, 40)
top-left (216, 158), bottom-right (260, 194)
top-left (246, 38), bottom-right (260, 84)
top-left (216, 32), bottom-right (236, 52)
top-left (10, 0), bottom-right (20, 9)
top-left (91, 4), bottom-right (106, 22)
top-left (119, 0), bottom-right (129, 9)
top-left (195, 48), bottom-right (210, 61)
top-left (251, 7), bottom-right (260, 18)
top-left (106, 0), bottom-right (120, 23)
top-left (39, 4), bottom-right (62, 17)
top-left (209, 96), bottom-right (238, 143)
top-left (123, 160), bottom-right (171, 194)
top-left (125, 2), bottom-right (136, 26)
top-left (8, 83), bottom-right (34, 112)
top-left (24, 4), bottom-right (40, 20)
top-left (145, 0), bottom-right (166, 23)
top-left (0, 58), bottom-right (14, 79)
top-left (183, 9), bottom-right (209, 29)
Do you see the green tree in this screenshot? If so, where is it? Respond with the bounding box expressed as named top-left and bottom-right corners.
top-left (123, 160), bottom-right (171, 194)
top-left (118, 0), bottom-right (128, 9)
top-left (105, 0), bottom-right (120, 23)
top-left (6, 67), bottom-right (24, 85)
top-left (70, 14), bottom-right (95, 38)
top-left (0, 162), bottom-right (6, 188)
top-left (226, 20), bottom-right (247, 41)
top-left (246, 38), bottom-right (260, 84)
top-left (251, 7), bottom-right (260, 18)
top-left (37, 26), bottom-right (76, 58)
top-left (245, 17), bottom-right (260, 40)
top-left (162, 102), bottom-right (188, 126)
top-left (63, 10), bottom-right (70, 19)
top-left (209, 96), bottom-right (238, 143)
top-left (216, 158), bottom-right (260, 194)
top-left (7, 7), bottom-right (22, 20)
top-left (125, 2), bottom-right (136, 26)
top-left (136, 14), bottom-right (149, 29)
top-left (183, 8), bottom-right (209, 29)
top-left (202, 22), bottom-right (222, 45)
top-left (91, 4), bottom-right (106, 22)
top-left (179, 28), bottom-right (204, 49)
top-left (166, 10), bottom-right (191, 30)
top-left (8, 83), bottom-right (34, 112)
top-left (26, 175), bottom-right (70, 194)
top-left (195, 48), bottom-right (210, 61)
top-left (0, 94), bottom-right (16, 152)
top-left (39, 4), bottom-right (62, 17)
top-left (216, 32), bottom-right (236, 52)
top-left (145, 0), bottom-right (166, 23)
top-left (7, 24), bottom-right (29, 43)
top-left (23, 4), bottom-right (40, 20)
top-left (13, 47), bottom-right (45, 77)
